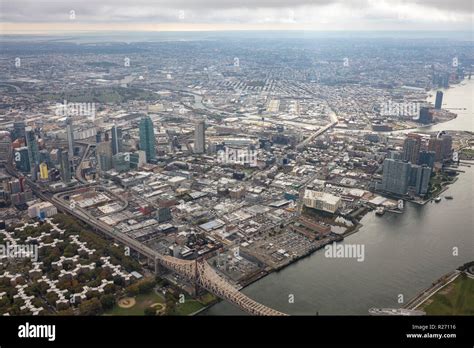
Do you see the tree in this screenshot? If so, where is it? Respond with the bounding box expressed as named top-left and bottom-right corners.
top-left (100, 294), bottom-right (116, 310)
top-left (137, 279), bottom-right (155, 294)
top-left (165, 299), bottom-right (176, 315)
top-left (78, 298), bottom-right (103, 316)
top-left (45, 292), bottom-right (58, 306)
top-left (57, 308), bottom-right (75, 316)
top-left (63, 244), bottom-right (76, 257)
top-left (125, 284), bottom-right (139, 297)
top-left (144, 307), bottom-right (156, 316)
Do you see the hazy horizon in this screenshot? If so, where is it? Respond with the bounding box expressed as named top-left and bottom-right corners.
top-left (1, 0), bottom-right (473, 34)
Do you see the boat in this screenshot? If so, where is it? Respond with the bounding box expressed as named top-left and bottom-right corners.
top-left (445, 196), bottom-right (453, 200)
top-left (375, 207), bottom-right (385, 216)
top-left (369, 308), bottom-right (426, 316)
top-left (434, 197), bottom-right (442, 203)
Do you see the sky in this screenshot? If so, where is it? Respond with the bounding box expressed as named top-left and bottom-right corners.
top-left (0, 0), bottom-right (473, 34)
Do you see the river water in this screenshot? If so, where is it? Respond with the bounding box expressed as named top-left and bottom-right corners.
top-left (203, 80), bottom-right (474, 315)
top-left (424, 79), bottom-right (474, 133)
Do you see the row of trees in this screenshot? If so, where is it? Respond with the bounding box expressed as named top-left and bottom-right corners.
top-left (125, 278), bottom-right (155, 297)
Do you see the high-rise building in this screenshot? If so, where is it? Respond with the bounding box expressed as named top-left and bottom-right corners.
top-left (39, 149), bottom-right (51, 168)
top-left (418, 107), bottom-right (433, 124)
top-left (409, 164), bottom-right (420, 192)
top-left (50, 149), bottom-right (60, 165)
top-left (440, 134), bottom-right (453, 160)
top-left (112, 153), bottom-right (130, 173)
top-left (409, 164), bottom-right (431, 195)
top-left (96, 130), bottom-right (103, 144)
top-left (25, 128), bottom-right (39, 180)
top-left (194, 120), bottom-right (206, 154)
top-left (111, 125), bottom-right (123, 155)
top-left (96, 141), bottom-right (113, 172)
top-left (428, 137), bottom-right (443, 161)
top-left (418, 150), bottom-right (436, 168)
top-left (59, 150), bottom-right (71, 183)
top-left (39, 162), bottom-right (49, 180)
top-left (389, 150), bottom-right (403, 160)
top-left (428, 133), bottom-right (452, 162)
top-left (419, 166), bottom-right (431, 195)
top-left (432, 72), bottom-right (450, 88)
top-left (130, 150), bottom-right (146, 169)
top-left (14, 147), bottom-right (30, 173)
top-left (66, 117), bottom-right (74, 159)
top-left (402, 134), bottom-right (422, 164)
top-left (435, 91), bottom-right (443, 109)
top-left (139, 116), bottom-right (156, 163)
top-left (382, 158), bottom-right (431, 196)
top-left (0, 131), bottom-right (12, 163)
top-left (13, 121), bottom-right (26, 141)
top-left (381, 159), bottom-right (411, 195)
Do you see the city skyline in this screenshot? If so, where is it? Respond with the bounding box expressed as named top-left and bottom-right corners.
top-left (0, 2), bottom-right (472, 344)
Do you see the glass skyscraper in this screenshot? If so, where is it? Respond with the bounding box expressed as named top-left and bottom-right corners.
top-left (111, 125), bottom-right (123, 156)
top-left (139, 116), bottom-right (156, 163)
top-left (59, 150), bottom-right (72, 183)
top-left (25, 128), bottom-right (39, 180)
top-left (435, 91), bottom-right (443, 109)
top-left (66, 117), bottom-right (74, 159)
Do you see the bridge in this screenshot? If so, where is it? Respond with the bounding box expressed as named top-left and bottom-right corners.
top-left (4, 162), bottom-right (287, 316)
top-left (158, 254), bottom-right (286, 316)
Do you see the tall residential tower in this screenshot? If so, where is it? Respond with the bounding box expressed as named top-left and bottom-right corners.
top-left (139, 116), bottom-right (156, 163)
top-left (66, 117), bottom-right (74, 159)
top-left (194, 119), bottom-right (206, 154)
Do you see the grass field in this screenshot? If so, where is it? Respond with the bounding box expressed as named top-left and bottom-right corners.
top-left (198, 293), bottom-right (218, 306)
top-left (106, 292), bottom-right (165, 316)
top-left (105, 291), bottom-right (213, 316)
top-left (422, 274), bottom-right (474, 315)
top-left (173, 298), bottom-right (205, 316)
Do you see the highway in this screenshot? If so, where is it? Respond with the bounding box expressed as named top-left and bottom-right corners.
top-left (3, 161), bottom-right (287, 315)
top-left (5, 161), bottom-right (158, 261)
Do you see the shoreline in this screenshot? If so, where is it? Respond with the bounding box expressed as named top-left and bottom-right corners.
top-left (403, 270), bottom-right (461, 311)
top-left (387, 79), bottom-right (473, 135)
top-left (197, 224), bottom-right (359, 315)
top-left (197, 80), bottom-right (473, 315)
top-left (403, 260), bottom-right (474, 313)
top-left (198, 163), bottom-right (470, 315)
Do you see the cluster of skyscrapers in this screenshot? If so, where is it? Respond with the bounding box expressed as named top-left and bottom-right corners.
top-left (96, 115), bottom-right (158, 174)
top-left (381, 158), bottom-right (431, 196)
top-left (0, 119), bottom-right (74, 185)
top-left (380, 132), bottom-right (452, 197)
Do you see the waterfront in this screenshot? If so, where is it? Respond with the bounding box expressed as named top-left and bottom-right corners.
top-left (203, 81), bottom-right (474, 316)
top-left (424, 79), bottom-right (474, 133)
top-left (203, 163), bottom-right (473, 315)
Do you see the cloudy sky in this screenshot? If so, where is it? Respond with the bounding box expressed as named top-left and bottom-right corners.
top-left (1, 0), bottom-right (473, 33)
